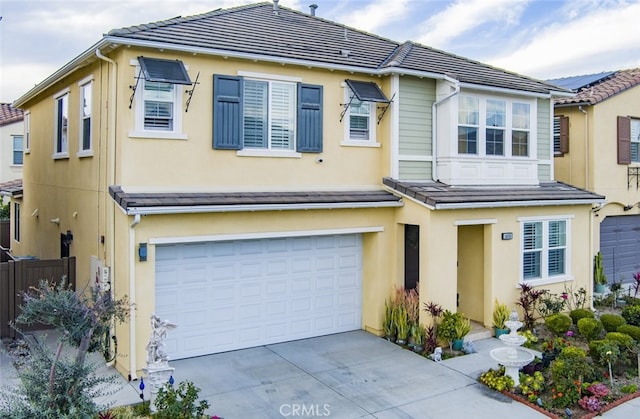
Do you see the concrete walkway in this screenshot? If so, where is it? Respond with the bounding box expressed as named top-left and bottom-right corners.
top-left (1, 330), bottom-right (638, 417)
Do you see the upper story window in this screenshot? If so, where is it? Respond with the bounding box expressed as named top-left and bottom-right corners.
top-left (130, 57), bottom-right (191, 140)
top-left (24, 111), bottom-right (30, 152)
top-left (12, 135), bottom-right (23, 165)
top-left (213, 73), bottom-right (323, 156)
top-left (340, 80), bottom-right (387, 146)
top-left (244, 78), bottom-right (296, 151)
top-left (53, 89), bottom-right (70, 158)
top-left (458, 94), bottom-right (533, 157)
top-left (630, 118), bottom-right (640, 163)
top-left (553, 115), bottom-right (569, 156)
top-left (79, 78), bottom-right (93, 155)
top-left (521, 216), bottom-right (571, 285)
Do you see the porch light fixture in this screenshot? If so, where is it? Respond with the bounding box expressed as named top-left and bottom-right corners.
top-left (138, 242), bottom-right (147, 262)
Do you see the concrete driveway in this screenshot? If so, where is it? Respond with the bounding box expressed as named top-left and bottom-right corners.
top-left (4, 330), bottom-right (636, 418)
top-left (170, 331), bottom-right (545, 418)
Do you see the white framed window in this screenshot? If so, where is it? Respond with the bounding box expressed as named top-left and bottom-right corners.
top-left (630, 118), bottom-right (640, 163)
top-left (520, 216), bottom-right (571, 285)
top-left (129, 60), bottom-right (187, 140)
top-left (53, 89), bottom-right (70, 158)
top-left (24, 111), bottom-right (30, 153)
top-left (341, 82), bottom-right (381, 147)
top-left (458, 94), bottom-right (534, 157)
top-left (78, 76), bottom-right (93, 156)
top-left (12, 135), bottom-right (23, 165)
top-left (243, 78), bottom-right (296, 151)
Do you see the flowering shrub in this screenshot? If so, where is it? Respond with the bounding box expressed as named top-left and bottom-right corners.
top-left (518, 371), bottom-right (545, 402)
top-left (585, 383), bottom-right (610, 398)
top-left (479, 366), bottom-right (514, 392)
top-left (578, 395), bottom-right (602, 412)
top-left (551, 381), bottom-right (582, 408)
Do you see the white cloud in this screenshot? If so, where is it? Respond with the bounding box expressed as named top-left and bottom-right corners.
top-left (415, 0), bottom-right (529, 48)
top-left (487, 2), bottom-right (640, 78)
top-left (338, 0), bottom-right (412, 35)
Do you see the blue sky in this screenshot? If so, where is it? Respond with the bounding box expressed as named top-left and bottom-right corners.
top-left (1, 0), bottom-right (640, 103)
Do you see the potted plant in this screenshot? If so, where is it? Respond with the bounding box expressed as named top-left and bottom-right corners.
top-left (437, 310), bottom-right (470, 351)
top-left (594, 251), bottom-right (608, 293)
top-left (492, 299), bottom-right (510, 338)
top-left (394, 302), bottom-right (410, 345)
top-left (412, 324), bottom-right (426, 353)
top-left (453, 315), bottom-right (471, 351)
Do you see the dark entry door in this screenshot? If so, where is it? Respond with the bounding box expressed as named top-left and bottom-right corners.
top-left (404, 224), bottom-right (420, 290)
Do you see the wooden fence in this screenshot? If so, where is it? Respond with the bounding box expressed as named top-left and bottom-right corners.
top-left (0, 256), bottom-right (76, 338)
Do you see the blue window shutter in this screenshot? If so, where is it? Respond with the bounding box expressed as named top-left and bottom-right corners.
top-left (213, 75), bottom-right (243, 150)
top-left (297, 83), bottom-right (323, 153)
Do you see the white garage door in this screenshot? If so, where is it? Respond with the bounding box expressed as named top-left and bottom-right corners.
top-left (155, 234), bottom-right (362, 359)
top-left (600, 215), bottom-right (640, 283)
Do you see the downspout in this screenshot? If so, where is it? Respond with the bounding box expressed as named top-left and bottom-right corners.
top-left (432, 78), bottom-right (460, 181)
top-left (579, 106), bottom-right (589, 189)
top-left (95, 49), bottom-right (131, 376)
top-left (128, 214), bottom-right (140, 380)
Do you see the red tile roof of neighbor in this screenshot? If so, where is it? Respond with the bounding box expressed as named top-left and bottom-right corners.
top-left (0, 103), bottom-right (23, 127)
top-left (553, 68), bottom-right (640, 106)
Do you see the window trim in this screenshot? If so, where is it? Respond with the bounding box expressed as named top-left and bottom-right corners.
top-left (341, 82), bottom-right (380, 147)
top-left (519, 215), bottom-right (573, 286)
top-left (11, 135), bottom-right (23, 166)
top-left (24, 111), bottom-right (30, 153)
top-left (128, 60), bottom-right (187, 140)
top-left (53, 88), bottom-right (70, 159)
top-left (457, 93), bottom-right (536, 159)
top-left (78, 76), bottom-right (94, 157)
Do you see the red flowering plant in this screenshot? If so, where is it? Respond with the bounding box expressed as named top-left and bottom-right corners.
top-left (577, 382), bottom-right (610, 412)
top-left (550, 380), bottom-right (582, 408)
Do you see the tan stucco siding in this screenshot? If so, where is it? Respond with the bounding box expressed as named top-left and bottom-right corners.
top-left (114, 206), bottom-right (398, 376)
top-left (395, 199), bottom-right (594, 328)
top-left (113, 49), bottom-right (391, 190)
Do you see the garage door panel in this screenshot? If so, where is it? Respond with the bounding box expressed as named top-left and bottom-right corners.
top-left (601, 215), bottom-right (640, 282)
top-left (155, 234), bottom-right (362, 359)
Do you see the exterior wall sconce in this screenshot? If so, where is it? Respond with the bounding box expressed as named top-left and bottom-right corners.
top-left (138, 243), bottom-right (147, 262)
top-left (62, 230), bottom-right (73, 246)
top-left (501, 232), bottom-right (513, 240)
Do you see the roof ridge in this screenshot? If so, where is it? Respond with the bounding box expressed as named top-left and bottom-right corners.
top-left (380, 41), bottom-right (414, 68)
top-left (107, 2), bottom-right (268, 36)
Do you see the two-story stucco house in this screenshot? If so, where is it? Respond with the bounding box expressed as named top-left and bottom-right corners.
top-left (10, 2), bottom-right (602, 379)
top-left (549, 69), bottom-right (640, 285)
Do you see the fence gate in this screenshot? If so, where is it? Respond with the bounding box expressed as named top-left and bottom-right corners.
top-left (0, 257), bottom-right (76, 338)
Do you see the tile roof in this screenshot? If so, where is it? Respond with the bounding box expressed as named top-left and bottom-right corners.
top-left (552, 68), bottom-right (640, 106)
top-left (0, 103), bottom-right (23, 127)
top-left (109, 185), bottom-right (402, 214)
top-left (383, 178), bottom-right (604, 209)
top-left (105, 2), bottom-right (565, 96)
top-left (0, 179), bottom-right (23, 197)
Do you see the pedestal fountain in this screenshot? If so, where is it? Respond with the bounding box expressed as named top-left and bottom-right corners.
top-left (489, 309), bottom-right (534, 387)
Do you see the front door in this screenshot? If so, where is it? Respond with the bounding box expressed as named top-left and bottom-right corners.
top-left (404, 224), bottom-right (420, 290)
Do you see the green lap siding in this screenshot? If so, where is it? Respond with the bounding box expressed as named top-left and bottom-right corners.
top-left (398, 78), bottom-right (435, 180)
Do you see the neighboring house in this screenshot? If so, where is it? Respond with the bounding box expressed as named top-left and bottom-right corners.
top-left (548, 69), bottom-right (640, 285)
top-left (0, 103), bottom-right (24, 186)
top-left (9, 1), bottom-right (603, 379)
